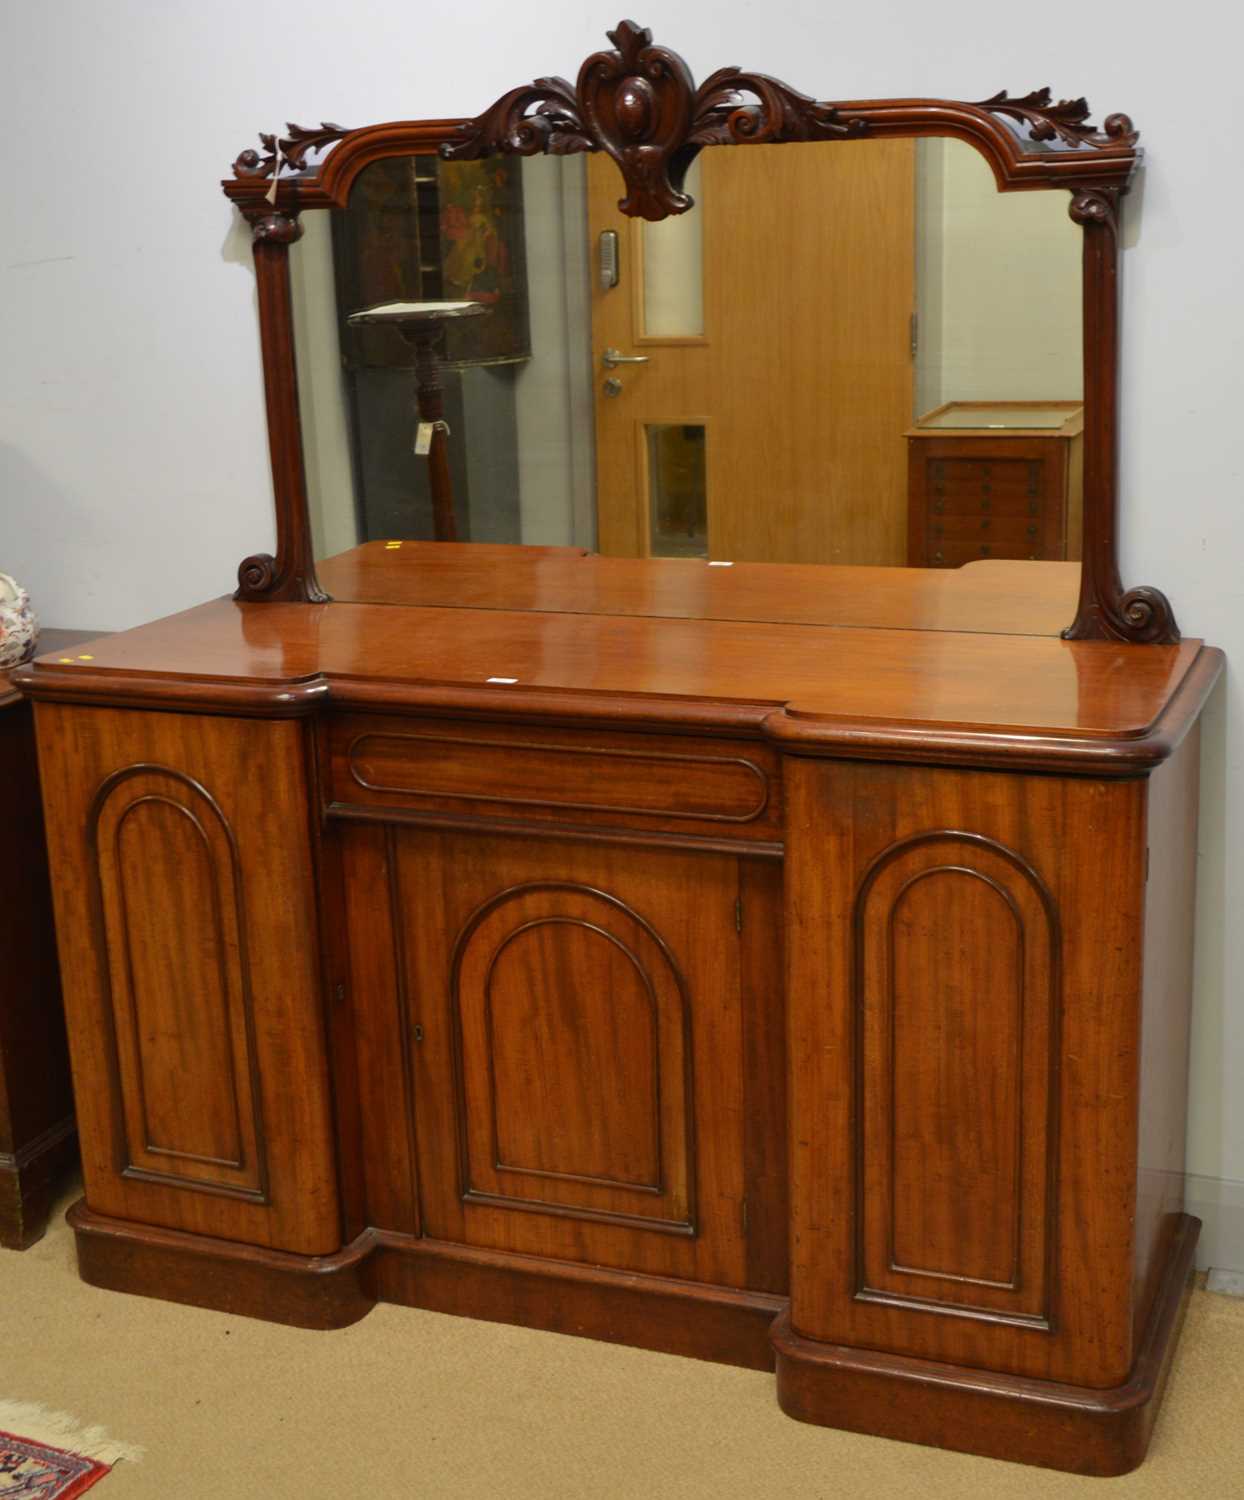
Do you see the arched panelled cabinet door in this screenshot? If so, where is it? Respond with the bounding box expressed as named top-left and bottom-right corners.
top-left (450, 882), bottom-right (696, 1234)
top-left (381, 827), bottom-right (758, 1288)
top-left (89, 764), bottom-right (270, 1203)
top-left (852, 832), bottom-right (1061, 1329)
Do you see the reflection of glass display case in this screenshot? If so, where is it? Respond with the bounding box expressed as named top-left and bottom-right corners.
top-left (906, 400), bottom-right (1083, 567)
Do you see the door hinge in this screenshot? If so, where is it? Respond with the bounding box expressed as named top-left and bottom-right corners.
top-left (735, 896), bottom-right (743, 933)
top-left (1145, 846), bottom-right (1150, 882)
top-left (909, 311), bottom-right (919, 357)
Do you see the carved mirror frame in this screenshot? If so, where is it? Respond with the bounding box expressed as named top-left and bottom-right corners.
top-left (221, 18), bottom-right (1176, 644)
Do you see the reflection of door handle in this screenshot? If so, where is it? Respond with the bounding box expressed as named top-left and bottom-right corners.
top-left (602, 347), bottom-right (650, 368)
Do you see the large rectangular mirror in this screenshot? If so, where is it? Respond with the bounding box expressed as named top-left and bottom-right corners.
top-left (289, 135), bottom-right (1083, 613)
top-left (225, 22), bottom-right (1174, 643)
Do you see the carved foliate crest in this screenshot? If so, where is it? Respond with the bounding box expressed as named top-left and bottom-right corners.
top-left (233, 121), bottom-right (350, 181)
top-left (973, 89), bottom-right (1139, 150)
top-left (444, 18), bottom-right (867, 219)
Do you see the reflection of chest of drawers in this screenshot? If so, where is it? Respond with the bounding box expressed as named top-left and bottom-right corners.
top-left (906, 402), bottom-right (1083, 568)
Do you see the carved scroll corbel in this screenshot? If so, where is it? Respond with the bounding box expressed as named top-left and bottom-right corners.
top-left (1063, 185), bottom-right (1179, 644)
top-left (232, 201), bottom-right (327, 604)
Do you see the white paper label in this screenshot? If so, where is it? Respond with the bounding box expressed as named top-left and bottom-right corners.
top-left (414, 422), bottom-right (435, 456)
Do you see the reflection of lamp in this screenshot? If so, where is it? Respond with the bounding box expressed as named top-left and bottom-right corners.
top-left (347, 300), bottom-right (489, 542)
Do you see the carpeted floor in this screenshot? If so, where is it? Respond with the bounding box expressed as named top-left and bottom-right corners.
top-left (3, 1180), bottom-right (1243, 1499)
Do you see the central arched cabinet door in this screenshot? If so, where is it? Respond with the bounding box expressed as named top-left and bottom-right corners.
top-left (386, 828), bottom-right (755, 1286)
top-left (452, 889), bottom-right (692, 1224)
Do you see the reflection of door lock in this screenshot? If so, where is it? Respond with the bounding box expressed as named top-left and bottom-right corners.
top-left (602, 377), bottom-right (623, 398)
top-left (602, 347), bottom-right (650, 368)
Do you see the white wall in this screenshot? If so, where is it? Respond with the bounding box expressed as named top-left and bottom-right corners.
top-left (514, 155), bottom-right (597, 548)
top-left (289, 213), bottom-right (357, 559)
top-left (915, 138), bottom-right (1082, 413)
top-left (2, 1), bottom-right (1241, 1261)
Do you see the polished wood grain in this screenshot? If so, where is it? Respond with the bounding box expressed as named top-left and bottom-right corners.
top-left (772, 1212), bottom-right (1198, 1477)
top-left (318, 541), bottom-right (1082, 636)
top-left (327, 713), bottom-right (781, 845)
top-left (785, 756), bottom-right (1172, 1388)
top-left (739, 859), bottom-right (789, 1295)
top-left (71, 1200), bottom-right (785, 1367)
top-left (24, 571), bottom-right (1215, 1474)
top-left (92, 766), bottom-right (268, 1202)
top-left (854, 833), bottom-right (1057, 1326)
top-left (34, 705), bottom-right (340, 1254)
top-left (336, 823), bottom-right (421, 1237)
top-left (1133, 723), bottom-right (1202, 1340)
top-left (454, 885), bottom-right (689, 1222)
top-left (14, 589), bottom-right (1214, 774)
top-left (369, 1232), bottom-right (783, 1368)
top-left (390, 830), bottom-right (756, 1284)
top-left (70, 1199), bottom-right (373, 1331)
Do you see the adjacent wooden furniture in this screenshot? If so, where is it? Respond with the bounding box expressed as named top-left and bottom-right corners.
top-left (16, 18), bottom-right (1219, 1482)
top-left (0, 629), bottom-right (96, 1248)
top-left (907, 402), bottom-right (1084, 568)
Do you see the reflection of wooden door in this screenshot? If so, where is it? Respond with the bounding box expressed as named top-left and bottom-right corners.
top-left (396, 830), bottom-right (751, 1284)
top-left (590, 140), bottom-right (915, 564)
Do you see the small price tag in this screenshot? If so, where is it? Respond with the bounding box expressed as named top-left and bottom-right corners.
top-left (414, 422), bottom-right (435, 456)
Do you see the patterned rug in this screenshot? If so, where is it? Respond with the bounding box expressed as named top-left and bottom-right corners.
top-left (0, 1403), bottom-right (139, 1500)
top-left (0, 1431), bottom-right (109, 1497)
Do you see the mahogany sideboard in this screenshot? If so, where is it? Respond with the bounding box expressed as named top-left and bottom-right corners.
top-left (14, 16), bottom-right (1220, 1475)
top-left (0, 630), bottom-right (97, 1248)
top-left (16, 550), bottom-right (1221, 1475)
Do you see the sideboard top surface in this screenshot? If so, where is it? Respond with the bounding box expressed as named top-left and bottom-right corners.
top-left (18, 558), bottom-right (1218, 775)
top-left (314, 545), bottom-right (1082, 638)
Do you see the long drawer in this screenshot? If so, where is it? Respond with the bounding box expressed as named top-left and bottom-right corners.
top-left (324, 715), bottom-right (783, 845)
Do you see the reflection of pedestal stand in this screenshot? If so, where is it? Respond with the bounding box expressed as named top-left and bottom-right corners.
top-left (346, 300), bottom-right (489, 543)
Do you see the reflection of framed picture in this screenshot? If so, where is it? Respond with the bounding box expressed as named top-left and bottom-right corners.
top-left (332, 155), bottom-right (530, 370)
top-left (436, 161), bottom-right (530, 364)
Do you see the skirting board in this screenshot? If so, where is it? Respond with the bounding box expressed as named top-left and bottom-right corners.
top-left (1187, 1173), bottom-right (1244, 1274)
